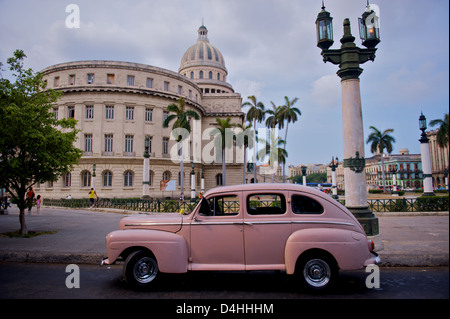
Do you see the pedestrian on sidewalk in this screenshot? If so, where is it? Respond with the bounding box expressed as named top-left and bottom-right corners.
top-left (36, 195), bottom-right (41, 211)
top-left (26, 187), bottom-right (35, 213)
top-left (88, 188), bottom-right (98, 209)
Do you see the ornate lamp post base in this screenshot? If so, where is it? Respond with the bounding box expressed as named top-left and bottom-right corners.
top-left (348, 206), bottom-right (383, 251)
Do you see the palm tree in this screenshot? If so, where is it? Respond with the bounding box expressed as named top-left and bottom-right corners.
top-left (279, 96), bottom-right (301, 183)
top-left (163, 97), bottom-right (200, 195)
top-left (265, 102), bottom-right (284, 130)
top-left (236, 122), bottom-right (253, 184)
top-left (258, 134), bottom-right (288, 182)
top-left (366, 126), bottom-right (396, 192)
top-left (242, 96), bottom-right (265, 183)
top-left (212, 117), bottom-right (239, 186)
top-left (429, 113), bottom-right (449, 148)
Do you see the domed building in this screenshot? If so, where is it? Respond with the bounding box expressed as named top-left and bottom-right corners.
top-left (38, 25), bottom-right (245, 199)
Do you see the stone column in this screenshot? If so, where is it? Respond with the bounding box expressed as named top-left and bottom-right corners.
top-left (341, 79), bottom-right (367, 208)
top-left (420, 137), bottom-right (434, 196)
top-left (142, 156), bottom-right (150, 198)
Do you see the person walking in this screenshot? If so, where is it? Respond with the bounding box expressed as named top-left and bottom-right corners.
top-left (36, 195), bottom-right (41, 211)
top-left (26, 187), bottom-right (35, 213)
top-left (88, 188), bottom-right (98, 209)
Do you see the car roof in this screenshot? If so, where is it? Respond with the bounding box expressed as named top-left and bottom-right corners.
top-left (204, 183), bottom-right (330, 199)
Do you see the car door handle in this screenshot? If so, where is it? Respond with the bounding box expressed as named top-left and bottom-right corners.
top-left (243, 222), bottom-right (254, 226)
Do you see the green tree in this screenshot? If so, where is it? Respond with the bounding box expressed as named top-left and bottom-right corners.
top-left (366, 126), bottom-right (396, 191)
top-left (279, 96), bottom-right (301, 183)
top-left (265, 102), bottom-right (284, 130)
top-left (258, 133), bottom-right (287, 183)
top-left (212, 117), bottom-right (239, 186)
top-left (242, 95), bottom-right (265, 183)
top-left (162, 97), bottom-right (200, 195)
top-left (429, 113), bottom-right (449, 148)
top-left (0, 50), bottom-right (82, 234)
top-left (236, 122), bottom-right (253, 184)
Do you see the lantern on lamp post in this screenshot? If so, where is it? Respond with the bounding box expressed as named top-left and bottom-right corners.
top-left (315, 1), bottom-right (334, 50)
top-left (358, 1), bottom-right (380, 49)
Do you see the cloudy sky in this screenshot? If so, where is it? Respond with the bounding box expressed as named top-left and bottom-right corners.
top-left (1, 0), bottom-right (448, 166)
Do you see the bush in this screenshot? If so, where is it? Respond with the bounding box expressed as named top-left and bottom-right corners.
top-left (415, 196), bottom-right (449, 211)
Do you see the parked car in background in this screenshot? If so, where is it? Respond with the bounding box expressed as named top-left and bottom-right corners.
top-left (101, 183), bottom-right (380, 290)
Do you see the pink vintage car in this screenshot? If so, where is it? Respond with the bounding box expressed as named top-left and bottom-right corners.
top-left (101, 183), bottom-right (380, 290)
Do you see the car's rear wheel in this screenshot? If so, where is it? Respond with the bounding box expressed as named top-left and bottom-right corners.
top-left (123, 250), bottom-right (158, 289)
top-left (298, 254), bottom-right (337, 290)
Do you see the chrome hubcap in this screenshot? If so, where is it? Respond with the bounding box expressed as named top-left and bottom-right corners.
top-left (303, 259), bottom-right (331, 288)
top-left (134, 257), bottom-right (158, 284)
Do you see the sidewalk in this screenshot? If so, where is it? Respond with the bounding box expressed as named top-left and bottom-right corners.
top-left (0, 206), bottom-right (448, 267)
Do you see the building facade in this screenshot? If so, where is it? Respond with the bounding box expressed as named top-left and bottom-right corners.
top-left (37, 25), bottom-right (244, 199)
top-left (427, 129), bottom-right (449, 189)
top-left (364, 149), bottom-right (423, 190)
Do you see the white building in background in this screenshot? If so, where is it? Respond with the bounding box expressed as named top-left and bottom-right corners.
top-left (38, 25), bottom-right (244, 199)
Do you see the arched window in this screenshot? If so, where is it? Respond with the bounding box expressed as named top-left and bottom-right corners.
top-left (162, 171), bottom-right (171, 181)
top-left (199, 71), bottom-right (203, 79)
top-left (209, 71), bottom-right (213, 79)
top-left (81, 171), bottom-right (91, 187)
top-left (64, 172), bottom-right (71, 187)
top-left (190, 71), bottom-right (194, 79)
top-left (103, 171), bottom-right (112, 187)
top-left (149, 170), bottom-right (154, 186)
top-left (216, 173), bottom-right (223, 186)
top-left (124, 171), bottom-right (133, 187)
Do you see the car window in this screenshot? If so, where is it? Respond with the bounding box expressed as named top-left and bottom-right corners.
top-left (291, 194), bottom-right (324, 214)
top-left (199, 195), bottom-right (240, 216)
top-left (247, 193), bottom-right (286, 215)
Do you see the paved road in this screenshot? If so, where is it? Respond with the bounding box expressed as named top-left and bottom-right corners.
top-left (0, 262), bottom-right (448, 299)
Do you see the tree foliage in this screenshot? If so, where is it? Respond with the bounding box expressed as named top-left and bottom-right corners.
top-left (0, 50), bottom-right (82, 233)
top-left (429, 113), bottom-right (449, 148)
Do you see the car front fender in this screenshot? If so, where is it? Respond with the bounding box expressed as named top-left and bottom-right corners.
top-left (104, 229), bottom-right (188, 273)
top-left (284, 228), bottom-right (371, 274)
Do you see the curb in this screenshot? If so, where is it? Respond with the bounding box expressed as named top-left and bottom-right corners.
top-left (0, 252), bottom-right (104, 265)
top-left (377, 253), bottom-right (449, 267)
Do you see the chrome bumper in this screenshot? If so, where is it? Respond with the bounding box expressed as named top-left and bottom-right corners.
top-left (100, 257), bottom-right (110, 267)
top-left (364, 251), bottom-right (381, 266)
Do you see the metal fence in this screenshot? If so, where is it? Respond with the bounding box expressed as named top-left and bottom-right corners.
top-left (339, 197), bottom-right (449, 212)
top-left (43, 198), bottom-right (199, 213)
top-left (43, 196), bottom-right (449, 213)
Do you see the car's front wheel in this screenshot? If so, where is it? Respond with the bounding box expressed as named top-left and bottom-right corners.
top-left (297, 254), bottom-right (337, 290)
top-left (123, 250), bottom-right (159, 289)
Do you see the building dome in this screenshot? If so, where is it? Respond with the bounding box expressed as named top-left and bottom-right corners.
top-left (179, 25), bottom-right (233, 93)
top-left (180, 25), bottom-right (227, 73)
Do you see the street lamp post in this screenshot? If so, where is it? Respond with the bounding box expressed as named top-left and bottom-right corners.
top-left (142, 136), bottom-right (151, 199)
top-left (301, 165), bottom-right (307, 186)
top-left (316, 2), bottom-right (380, 241)
top-left (91, 163), bottom-right (96, 190)
top-left (330, 156), bottom-right (339, 199)
top-left (418, 113), bottom-right (434, 196)
top-left (201, 167), bottom-right (205, 194)
top-left (391, 165), bottom-right (398, 195)
top-left (190, 160), bottom-right (196, 200)
top-left (444, 168), bottom-right (449, 191)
